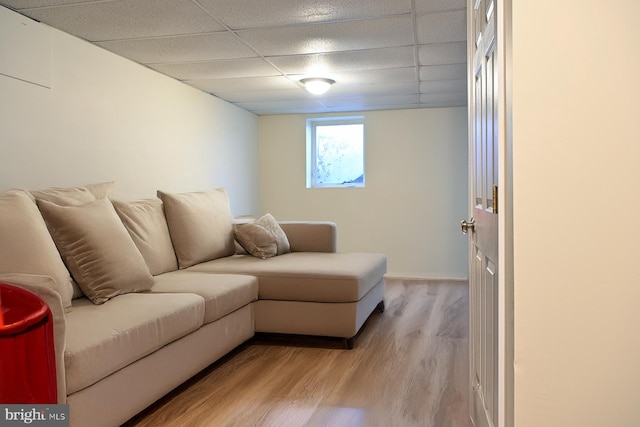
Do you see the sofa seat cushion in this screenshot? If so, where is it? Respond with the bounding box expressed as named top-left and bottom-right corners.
top-left (188, 252), bottom-right (387, 303)
top-left (150, 271), bottom-right (258, 324)
top-left (64, 292), bottom-right (204, 395)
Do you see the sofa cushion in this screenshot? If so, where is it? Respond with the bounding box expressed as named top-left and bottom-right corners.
top-left (29, 181), bottom-right (115, 205)
top-left (30, 186), bottom-right (95, 206)
top-left (150, 271), bottom-right (258, 324)
top-left (158, 188), bottom-right (235, 269)
top-left (83, 181), bottom-right (115, 199)
top-left (29, 181), bottom-right (116, 299)
top-left (64, 292), bottom-right (204, 395)
top-left (188, 252), bottom-right (387, 303)
top-left (112, 198), bottom-right (178, 276)
top-left (36, 198), bottom-right (154, 304)
top-left (234, 214), bottom-right (291, 259)
top-left (0, 191), bottom-right (74, 308)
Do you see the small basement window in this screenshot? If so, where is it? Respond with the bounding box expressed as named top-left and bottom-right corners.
top-left (306, 116), bottom-right (365, 188)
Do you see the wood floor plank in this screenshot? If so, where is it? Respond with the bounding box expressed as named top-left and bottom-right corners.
top-left (123, 279), bottom-right (471, 427)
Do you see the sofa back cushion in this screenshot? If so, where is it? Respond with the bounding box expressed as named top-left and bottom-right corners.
top-left (112, 198), bottom-right (178, 276)
top-left (0, 191), bottom-right (75, 308)
top-left (37, 198), bottom-right (154, 304)
top-left (29, 181), bottom-right (115, 206)
top-left (158, 188), bottom-right (235, 269)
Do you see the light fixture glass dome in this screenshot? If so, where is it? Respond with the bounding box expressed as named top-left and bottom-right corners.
top-left (300, 78), bottom-right (335, 95)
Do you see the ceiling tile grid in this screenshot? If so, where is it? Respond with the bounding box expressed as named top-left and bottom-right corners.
top-left (0, 0), bottom-right (468, 115)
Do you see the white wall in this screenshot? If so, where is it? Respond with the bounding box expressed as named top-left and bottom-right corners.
top-left (512, 1), bottom-right (640, 426)
top-left (0, 6), bottom-right (259, 216)
top-left (258, 108), bottom-right (468, 278)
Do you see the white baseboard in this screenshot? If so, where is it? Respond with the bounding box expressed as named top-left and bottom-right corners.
top-left (384, 272), bottom-right (468, 282)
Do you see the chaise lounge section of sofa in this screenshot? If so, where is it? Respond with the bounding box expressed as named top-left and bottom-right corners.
top-left (0, 183), bottom-right (386, 427)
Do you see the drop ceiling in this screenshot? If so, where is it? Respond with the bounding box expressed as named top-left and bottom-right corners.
top-left (0, 0), bottom-right (468, 115)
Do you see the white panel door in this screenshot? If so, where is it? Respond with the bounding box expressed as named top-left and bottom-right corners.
top-left (465, 0), bottom-right (499, 426)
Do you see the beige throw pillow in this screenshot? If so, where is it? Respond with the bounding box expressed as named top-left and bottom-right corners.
top-left (158, 188), bottom-right (235, 269)
top-left (36, 198), bottom-right (154, 304)
top-left (30, 186), bottom-right (95, 206)
top-left (0, 191), bottom-right (75, 308)
top-left (30, 182), bottom-right (115, 299)
top-left (29, 181), bottom-right (115, 205)
top-left (112, 198), bottom-right (178, 276)
top-left (234, 214), bottom-right (291, 259)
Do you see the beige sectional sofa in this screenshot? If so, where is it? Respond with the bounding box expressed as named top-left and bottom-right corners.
top-left (0, 183), bottom-right (386, 427)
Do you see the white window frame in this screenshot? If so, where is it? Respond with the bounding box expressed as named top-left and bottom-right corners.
top-left (306, 116), bottom-right (366, 189)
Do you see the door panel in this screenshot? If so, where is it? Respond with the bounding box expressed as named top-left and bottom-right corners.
top-left (468, 0), bottom-right (499, 426)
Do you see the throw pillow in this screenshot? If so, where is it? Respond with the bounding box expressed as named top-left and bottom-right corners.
top-left (234, 213), bottom-right (291, 259)
top-left (30, 186), bottom-right (95, 206)
top-left (36, 198), bottom-right (154, 304)
top-left (0, 191), bottom-right (75, 308)
top-left (158, 188), bottom-right (235, 269)
top-left (29, 181), bottom-right (115, 205)
top-left (112, 198), bottom-right (178, 276)
top-left (30, 181), bottom-right (115, 298)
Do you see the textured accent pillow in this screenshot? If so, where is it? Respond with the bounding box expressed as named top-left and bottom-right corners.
top-left (234, 214), bottom-right (291, 259)
top-left (112, 198), bottom-right (178, 276)
top-left (158, 188), bottom-right (235, 269)
top-left (0, 191), bottom-right (75, 308)
top-left (36, 198), bottom-right (154, 304)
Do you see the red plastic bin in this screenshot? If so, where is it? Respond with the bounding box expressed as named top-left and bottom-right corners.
top-left (0, 282), bottom-right (57, 404)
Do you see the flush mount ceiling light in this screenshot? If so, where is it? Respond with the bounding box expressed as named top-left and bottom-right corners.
top-left (300, 78), bottom-right (335, 95)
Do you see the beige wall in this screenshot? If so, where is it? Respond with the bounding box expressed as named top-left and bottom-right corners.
top-left (512, 1), bottom-right (640, 426)
top-left (0, 7), bottom-right (259, 216)
top-left (258, 108), bottom-right (468, 278)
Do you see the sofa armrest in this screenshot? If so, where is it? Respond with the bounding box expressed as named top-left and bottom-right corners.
top-left (278, 221), bottom-right (337, 253)
top-left (0, 273), bottom-right (67, 404)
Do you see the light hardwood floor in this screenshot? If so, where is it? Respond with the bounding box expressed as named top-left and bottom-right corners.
top-left (124, 279), bottom-right (471, 427)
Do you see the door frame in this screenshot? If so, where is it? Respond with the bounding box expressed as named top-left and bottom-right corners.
top-left (497, 1), bottom-right (513, 426)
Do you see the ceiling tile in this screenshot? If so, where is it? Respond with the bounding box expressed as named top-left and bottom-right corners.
top-left (268, 46), bottom-right (416, 75)
top-left (22, 0), bottom-right (224, 41)
top-left (149, 58), bottom-right (280, 80)
top-left (420, 92), bottom-right (467, 105)
top-left (322, 82), bottom-right (418, 98)
top-left (216, 89), bottom-right (311, 103)
top-left (199, 0), bottom-right (412, 30)
top-left (97, 32), bottom-right (258, 64)
top-left (420, 79), bottom-right (467, 94)
top-left (237, 15), bottom-right (414, 56)
top-left (419, 63), bottom-right (466, 81)
top-left (1, 0), bottom-right (94, 8)
top-left (234, 100), bottom-right (329, 115)
top-left (416, 10), bottom-right (466, 44)
top-left (185, 76), bottom-right (300, 93)
top-left (414, 0), bottom-right (466, 14)
top-left (418, 42), bottom-right (467, 66)
top-left (322, 94), bottom-right (420, 108)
